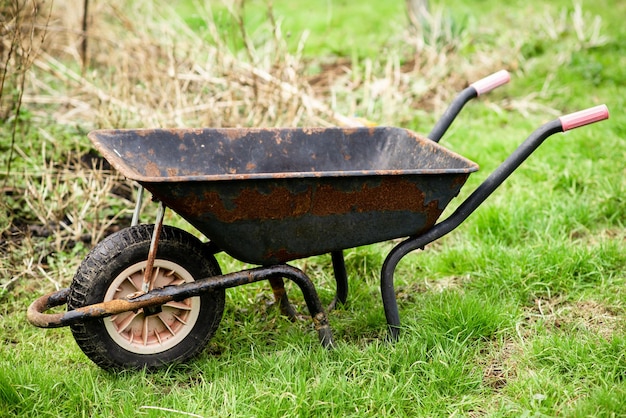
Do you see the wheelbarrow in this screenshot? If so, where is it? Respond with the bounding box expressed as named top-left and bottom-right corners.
top-left (27, 70), bottom-right (609, 371)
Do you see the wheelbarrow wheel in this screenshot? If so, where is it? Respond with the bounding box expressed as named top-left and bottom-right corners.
top-left (67, 224), bottom-right (225, 371)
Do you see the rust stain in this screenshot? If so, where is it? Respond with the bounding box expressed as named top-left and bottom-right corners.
top-left (135, 129), bottom-right (154, 137)
top-left (302, 127), bottom-right (324, 135)
top-left (171, 177), bottom-right (444, 226)
top-left (75, 295), bottom-right (174, 317)
top-left (230, 187), bottom-right (312, 221)
top-left (222, 128), bottom-right (246, 141)
top-left (167, 167), bottom-right (179, 177)
top-left (145, 161), bottom-right (161, 177)
top-left (265, 247), bottom-right (304, 263)
top-left (310, 178), bottom-right (436, 217)
top-left (168, 186), bottom-right (312, 223)
top-left (274, 129), bottom-right (290, 144)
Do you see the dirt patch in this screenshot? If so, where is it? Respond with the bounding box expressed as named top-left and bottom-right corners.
top-left (481, 339), bottom-right (519, 390)
top-left (307, 59), bottom-right (353, 93)
top-left (520, 297), bottom-right (623, 340)
top-left (395, 274), bottom-right (469, 303)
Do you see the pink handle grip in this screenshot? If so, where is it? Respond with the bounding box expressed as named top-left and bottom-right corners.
top-left (470, 70), bottom-right (511, 96)
top-left (559, 105), bottom-right (609, 131)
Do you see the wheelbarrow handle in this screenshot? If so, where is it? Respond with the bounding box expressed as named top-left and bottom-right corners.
top-left (382, 104), bottom-right (609, 340)
top-left (470, 69), bottom-right (511, 96)
top-left (559, 104), bottom-right (609, 131)
top-left (428, 70), bottom-right (510, 142)
top-left (429, 103), bottom-right (609, 240)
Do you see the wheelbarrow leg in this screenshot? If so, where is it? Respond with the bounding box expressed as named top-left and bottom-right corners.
top-left (268, 276), bottom-right (299, 321)
top-left (328, 250), bottom-right (348, 310)
top-left (381, 239), bottom-right (425, 341)
top-left (265, 266), bottom-right (335, 348)
top-left (270, 251), bottom-right (348, 317)
top-left (274, 266), bottom-right (334, 348)
top-left (131, 185), bottom-right (144, 226)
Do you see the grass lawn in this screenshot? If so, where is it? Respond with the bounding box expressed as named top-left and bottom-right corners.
top-left (1, 0), bottom-right (625, 416)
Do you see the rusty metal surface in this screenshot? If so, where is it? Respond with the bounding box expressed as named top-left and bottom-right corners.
top-left (89, 127), bottom-right (478, 264)
top-left (27, 288), bottom-right (71, 328)
top-left (268, 276), bottom-right (299, 320)
top-left (88, 127), bottom-right (477, 181)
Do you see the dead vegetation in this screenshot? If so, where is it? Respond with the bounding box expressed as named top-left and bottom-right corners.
top-left (520, 296), bottom-right (624, 340)
top-left (15, 0), bottom-right (520, 130)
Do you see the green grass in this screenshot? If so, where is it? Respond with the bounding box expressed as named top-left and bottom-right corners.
top-left (175, 0), bottom-right (407, 58)
top-left (2, 0), bottom-right (626, 416)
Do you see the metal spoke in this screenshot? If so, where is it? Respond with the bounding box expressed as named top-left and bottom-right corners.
top-left (142, 317), bottom-right (149, 346)
top-left (157, 313), bottom-right (176, 336)
top-left (164, 301), bottom-right (192, 311)
top-left (168, 277), bottom-right (186, 286)
top-left (125, 275), bottom-right (140, 290)
top-left (114, 311), bottom-right (140, 333)
top-left (172, 314), bottom-right (188, 325)
top-left (150, 266), bottom-right (161, 290)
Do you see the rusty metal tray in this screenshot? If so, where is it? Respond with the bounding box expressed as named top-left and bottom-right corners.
top-left (89, 127), bottom-right (478, 264)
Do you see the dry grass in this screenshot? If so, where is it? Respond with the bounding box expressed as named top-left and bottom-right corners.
top-left (520, 296), bottom-right (624, 340)
top-left (16, 0), bottom-right (519, 130)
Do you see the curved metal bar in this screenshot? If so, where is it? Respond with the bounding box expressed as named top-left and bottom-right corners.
top-left (27, 288), bottom-right (71, 328)
top-left (27, 264), bottom-right (334, 348)
top-left (429, 70), bottom-right (511, 142)
top-left (383, 120), bottom-right (563, 340)
top-left (427, 87), bottom-right (477, 142)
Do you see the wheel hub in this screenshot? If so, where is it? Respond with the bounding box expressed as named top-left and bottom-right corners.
top-left (103, 259), bottom-right (201, 355)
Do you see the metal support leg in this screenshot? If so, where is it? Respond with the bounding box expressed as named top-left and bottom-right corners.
top-left (268, 276), bottom-right (298, 321)
top-left (142, 201), bottom-right (165, 293)
top-left (328, 250), bottom-right (348, 311)
top-left (381, 239), bottom-right (424, 341)
top-left (131, 185), bottom-right (144, 226)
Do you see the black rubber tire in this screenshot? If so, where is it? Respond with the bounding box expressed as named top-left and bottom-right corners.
top-left (67, 224), bottom-right (225, 371)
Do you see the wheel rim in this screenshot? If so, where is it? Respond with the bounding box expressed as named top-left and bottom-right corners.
top-left (103, 259), bottom-right (201, 355)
